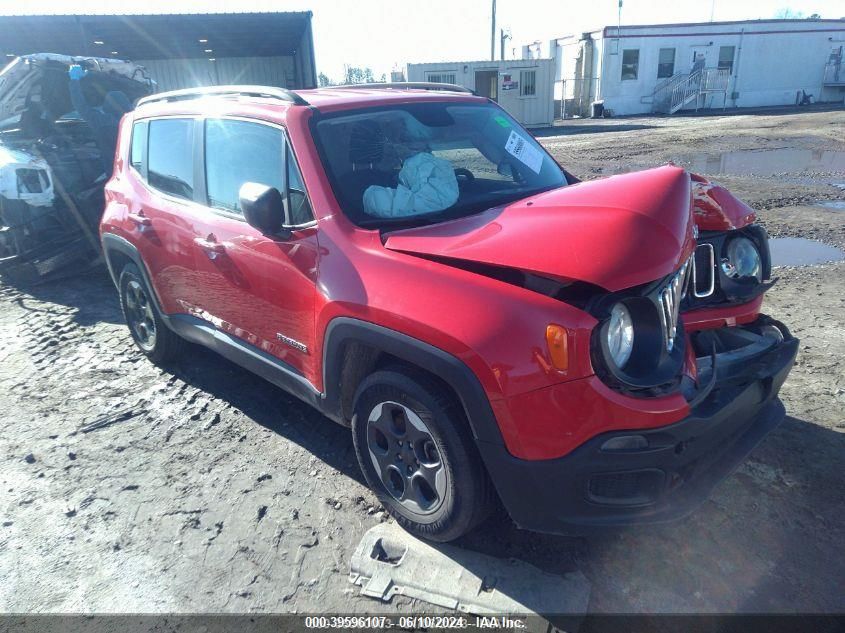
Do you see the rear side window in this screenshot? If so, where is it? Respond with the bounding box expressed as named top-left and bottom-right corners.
top-left (148, 119), bottom-right (194, 200)
top-left (129, 121), bottom-right (147, 173)
top-left (205, 119), bottom-right (285, 214)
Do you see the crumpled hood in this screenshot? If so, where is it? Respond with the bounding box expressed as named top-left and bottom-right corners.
top-left (384, 165), bottom-right (696, 292)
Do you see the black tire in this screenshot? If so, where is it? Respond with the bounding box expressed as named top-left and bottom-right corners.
top-left (118, 263), bottom-right (184, 364)
top-left (352, 367), bottom-right (495, 542)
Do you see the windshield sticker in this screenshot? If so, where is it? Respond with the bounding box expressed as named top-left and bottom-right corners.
top-left (493, 115), bottom-right (511, 128)
top-left (505, 130), bottom-right (543, 174)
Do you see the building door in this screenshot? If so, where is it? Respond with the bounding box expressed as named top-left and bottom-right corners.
top-left (691, 47), bottom-right (711, 72)
top-left (475, 70), bottom-right (498, 101)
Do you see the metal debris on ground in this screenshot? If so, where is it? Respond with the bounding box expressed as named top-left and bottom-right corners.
top-left (350, 522), bottom-right (591, 620)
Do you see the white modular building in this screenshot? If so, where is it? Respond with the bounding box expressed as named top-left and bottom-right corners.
top-left (524, 19), bottom-right (845, 117)
top-left (406, 59), bottom-right (555, 127)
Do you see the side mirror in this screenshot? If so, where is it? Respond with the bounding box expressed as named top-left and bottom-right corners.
top-left (239, 182), bottom-right (289, 235)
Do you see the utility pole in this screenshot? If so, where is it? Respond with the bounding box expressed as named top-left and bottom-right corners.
top-left (490, 0), bottom-right (496, 61)
top-left (617, 0), bottom-right (623, 42)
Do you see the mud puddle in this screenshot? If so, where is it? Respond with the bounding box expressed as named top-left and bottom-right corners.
top-left (769, 237), bottom-right (845, 266)
top-left (685, 149), bottom-right (845, 177)
top-left (815, 200), bottom-right (845, 210)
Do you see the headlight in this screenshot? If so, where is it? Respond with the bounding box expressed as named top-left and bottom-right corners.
top-left (721, 237), bottom-right (762, 281)
top-left (606, 303), bottom-right (634, 368)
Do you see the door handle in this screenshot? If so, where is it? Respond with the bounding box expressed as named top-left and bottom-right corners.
top-left (127, 212), bottom-right (151, 226)
top-left (194, 236), bottom-right (226, 255)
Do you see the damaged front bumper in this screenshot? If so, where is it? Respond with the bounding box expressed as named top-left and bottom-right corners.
top-left (478, 316), bottom-right (798, 534)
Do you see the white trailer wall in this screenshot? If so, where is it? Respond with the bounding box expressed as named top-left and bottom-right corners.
top-left (550, 33), bottom-right (604, 117)
top-left (595, 20), bottom-right (845, 115)
top-left (406, 59), bottom-right (555, 127)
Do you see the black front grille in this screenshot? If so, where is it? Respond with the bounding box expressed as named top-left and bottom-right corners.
top-left (691, 242), bottom-right (716, 298)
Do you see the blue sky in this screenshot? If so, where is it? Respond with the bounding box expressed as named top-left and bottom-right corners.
top-left (4, 0), bottom-right (844, 81)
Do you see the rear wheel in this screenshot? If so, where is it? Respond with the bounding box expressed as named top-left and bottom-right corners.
top-left (118, 263), bottom-right (184, 364)
top-left (352, 367), bottom-right (495, 542)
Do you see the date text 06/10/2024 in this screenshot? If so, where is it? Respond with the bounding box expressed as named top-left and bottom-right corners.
top-left (303, 615), bottom-right (530, 629)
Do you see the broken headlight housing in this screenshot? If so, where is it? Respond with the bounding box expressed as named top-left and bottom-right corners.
top-left (721, 235), bottom-right (762, 282)
top-left (685, 224), bottom-right (772, 308)
top-left (592, 262), bottom-right (690, 395)
top-left (606, 303), bottom-right (634, 368)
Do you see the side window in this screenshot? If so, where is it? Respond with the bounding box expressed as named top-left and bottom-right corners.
top-left (129, 121), bottom-right (147, 173)
top-left (657, 48), bottom-right (675, 79)
top-left (205, 119), bottom-right (285, 214)
top-left (148, 119), bottom-right (194, 200)
top-left (621, 49), bottom-right (639, 81)
top-left (519, 70), bottom-right (537, 97)
top-left (287, 148), bottom-right (314, 225)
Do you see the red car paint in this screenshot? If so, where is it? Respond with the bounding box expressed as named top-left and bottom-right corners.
top-left (102, 88), bottom-right (774, 462)
top-left (691, 172), bottom-right (757, 231)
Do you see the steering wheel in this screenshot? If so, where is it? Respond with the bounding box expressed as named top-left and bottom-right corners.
top-left (454, 168), bottom-right (475, 187)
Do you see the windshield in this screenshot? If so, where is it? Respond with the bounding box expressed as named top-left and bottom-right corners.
top-left (313, 102), bottom-right (566, 227)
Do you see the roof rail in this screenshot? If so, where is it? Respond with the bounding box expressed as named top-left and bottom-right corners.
top-left (136, 85), bottom-right (308, 107)
top-left (329, 82), bottom-right (475, 95)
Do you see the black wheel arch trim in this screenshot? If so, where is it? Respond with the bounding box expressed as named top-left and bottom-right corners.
top-left (101, 233), bottom-right (167, 315)
top-left (321, 317), bottom-right (506, 447)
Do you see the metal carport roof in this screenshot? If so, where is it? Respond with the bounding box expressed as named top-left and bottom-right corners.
top-left (0, 12), bottom-right (313, 60)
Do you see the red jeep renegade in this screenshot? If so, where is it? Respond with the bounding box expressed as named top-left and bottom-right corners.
top-left (100, 84), bottom-right (797, 542)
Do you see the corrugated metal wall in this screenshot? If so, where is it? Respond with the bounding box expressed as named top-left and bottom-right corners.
top-left (137, 56), bottom-right (297, 92)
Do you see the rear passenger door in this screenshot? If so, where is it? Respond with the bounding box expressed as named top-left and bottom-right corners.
top-left (125, 117), bottom-right (208, 315)
top-left (187, 117), bottom-right (320, 384)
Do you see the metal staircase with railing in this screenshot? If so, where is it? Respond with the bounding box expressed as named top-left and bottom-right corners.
top-left (823, 62), bottom-right (845, 87)
top-left (650, 68), bottom-right (731, 114)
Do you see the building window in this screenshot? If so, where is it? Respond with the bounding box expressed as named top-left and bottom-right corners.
top-left (657, 48), bottom-right (675, 79)
top-left (148, 119), bottom-right (194, 201)
top-left (519, 70), bottom-right (536, 96)
top-left (621, 49), bottom-right (639, 81)
top-left (718, 46), bottom-right (735, 74)
top-left (426, 72), bottom-right (456, 84)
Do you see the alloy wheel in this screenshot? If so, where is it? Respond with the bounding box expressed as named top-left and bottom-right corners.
top-left (366, 401), bottom-right (447, 515)
top-left (125, 279), bottom-right (157, 351)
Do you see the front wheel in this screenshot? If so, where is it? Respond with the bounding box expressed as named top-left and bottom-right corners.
top-left (352, 368), bottom-right (495, 542)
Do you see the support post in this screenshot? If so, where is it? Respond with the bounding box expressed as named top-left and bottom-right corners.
top-left (490, 0), bottom-right (496, 61)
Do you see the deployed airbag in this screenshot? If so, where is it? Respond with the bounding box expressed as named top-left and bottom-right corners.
top-left (363, 152), bottom-right (458, 217)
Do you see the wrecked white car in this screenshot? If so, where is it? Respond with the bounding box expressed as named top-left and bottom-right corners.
top-left (0, 53), bottom-right (152, 284)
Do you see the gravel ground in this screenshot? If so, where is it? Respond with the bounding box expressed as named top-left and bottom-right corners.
top-left (1, 107), bottom-right (843, 615)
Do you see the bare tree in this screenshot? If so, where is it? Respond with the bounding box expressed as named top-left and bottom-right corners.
top-left (774, 8), bottom-right (805, 19)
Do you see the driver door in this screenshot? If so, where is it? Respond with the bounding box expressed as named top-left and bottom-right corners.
top-left (186, 117), bottom-right (319, 384)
